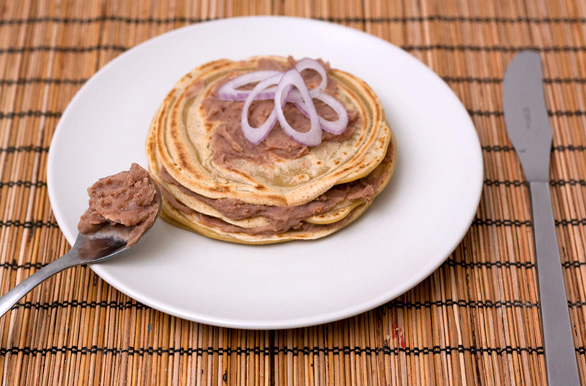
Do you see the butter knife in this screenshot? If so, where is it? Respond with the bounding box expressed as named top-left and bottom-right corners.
top-left (503, 51), bottom-right (580, 385)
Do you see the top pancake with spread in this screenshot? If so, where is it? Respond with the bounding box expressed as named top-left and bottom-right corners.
top-left (146, 55), bottom-right (395, 244)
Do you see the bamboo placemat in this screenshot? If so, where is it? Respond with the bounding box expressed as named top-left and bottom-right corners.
top-left (1, 0), bottom-right (585, 384)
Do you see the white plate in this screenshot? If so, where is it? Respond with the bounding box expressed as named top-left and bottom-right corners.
top-left (47, 16), bottom-right (483, 329)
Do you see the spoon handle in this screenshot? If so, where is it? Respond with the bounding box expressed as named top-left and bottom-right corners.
top-left (0, 252), bottom-right (80, 317)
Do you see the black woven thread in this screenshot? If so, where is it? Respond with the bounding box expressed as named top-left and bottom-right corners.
top-left (471, 218), bottom-right (586, 227)
top-left (442, 76), bottom-right (586, 84)
top-left (468, 110), bottom-right (504, 117)
top-left (8, 298), bottom-right (540, 311)
top-left (483, 145), bottom-right (586, 153)
top-left (0, 261), bottom-right (45, 270)
top-left (2, 76), bottom-right (585, 86)
top-left (0, 181), bottom-right (46, 188)
top-left (386, 299), bottom-right (539, 309)
top-left (0, 111), bottom-right (61, 119)
top-left (10, 300), bottom-right (147, 311)
top-left (482, 145), bottom-right (514, 152)
top-left (0, 78), bottom-right (87, 85)
top-left (563, 261), bottom-right (586, 268)
top-left (0, 16), bottom-right (218, 25)
top-left (401, 45), bottom-right (586, 53)
top-left (274, 345), bottom-right (545, 356)
top-left (556, 219), bottom-right (586, 226)
top-left (544, 78), bottom-right (586, 84)
top-left (0, 15), bottom-right (584, 25)
top-left (553, 145), bottom-right (586, 151)
top-left (0, 146), bottom-right (49, 153)
top-left (469, 110), bottom-right (586, 117)
top-left (443, 76), bottom-right (503, 84)
top-left (568, 301), bottom-right (586, 308)
top-left (548, 110), bottom-right (586, 116)
top-left (1, 44), bottom-right (586, 55)
top-left (0, 45), bottom-right (126, 54)
top-left (550, 179), bottom-right (586, 187)
top-left (0, 109), bottom-right (583, 121)
top-left (0, 344), bottom-right (545, 357)
top-left (0, 220), bottom-right (59, 228)
top-left (472, 219), bottom-right (532, 227)
top-left (484, 179), bottom-right (528, 187)
top-left (483, 179), bottom-right (586, 187)
top-left (0, 215), bottom-right (571, 232)
top-left (444, 260), bottom-right (535, 269)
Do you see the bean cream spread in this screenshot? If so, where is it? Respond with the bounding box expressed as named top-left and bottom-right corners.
top-left (203, 58), bottom-right (358, 166)
top-left (78, 163), bottom-right (160, 246)
top-left (160, 147), bottom-right (394, 235)
top-left (158, 58), bottom-right (392, 236)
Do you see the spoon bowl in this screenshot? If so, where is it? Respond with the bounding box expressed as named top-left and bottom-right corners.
top-left (0, 195), bottom-right (161, 318)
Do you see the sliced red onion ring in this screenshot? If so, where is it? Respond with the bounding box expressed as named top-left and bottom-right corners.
top-left (294, 58), bottom-right (328, 97)
top-left (314, 93), bottom-right (349, 134)
top-left (218, 70), bottom-right (281, 101)
top-left (219, 59), bottom-right (347, 145)
top-left (274, 69), bottom-right (322, 147)
top-left (288, 91), bottom-right (349, 135)
top-left (240, 73), bottom-right (283, 144)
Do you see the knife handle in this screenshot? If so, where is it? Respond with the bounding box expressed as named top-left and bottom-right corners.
top-left (530, 181), bottom-right (580, 385)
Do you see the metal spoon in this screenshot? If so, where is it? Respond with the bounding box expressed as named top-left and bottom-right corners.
top-left (0, 209), bottom-right (160, 317)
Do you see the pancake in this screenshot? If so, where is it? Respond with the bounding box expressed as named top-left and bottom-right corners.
top-left (157, 139), bottom-right (395, 244)
top-left (146, 55), bottom-right (396, 244)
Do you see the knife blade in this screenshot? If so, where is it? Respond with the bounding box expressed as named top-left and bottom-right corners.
top-left (503, 51), bottom-right (580, 385)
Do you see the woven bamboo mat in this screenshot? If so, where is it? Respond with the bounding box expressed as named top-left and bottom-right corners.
top-left (0, 0), bottom-right (585, 384)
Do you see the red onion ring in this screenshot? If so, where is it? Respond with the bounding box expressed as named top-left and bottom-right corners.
top-left (219, 59), bottom-right (326, 101)
top-left (289, 91), bottom-right (349, 135)
top-left (294, 58), bottom-right (328, 97)
top-left (216, 59), bottom-right (348, 145)
top-left (218, 70), bottom-right (281, 101)
top-left (240, 73), bottom-right (283, 144)
top-left (274, 69), bottom-right (322, 147)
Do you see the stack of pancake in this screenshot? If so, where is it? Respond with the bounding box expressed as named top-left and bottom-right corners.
top-left (146, 56), bottom-right (396, 244)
